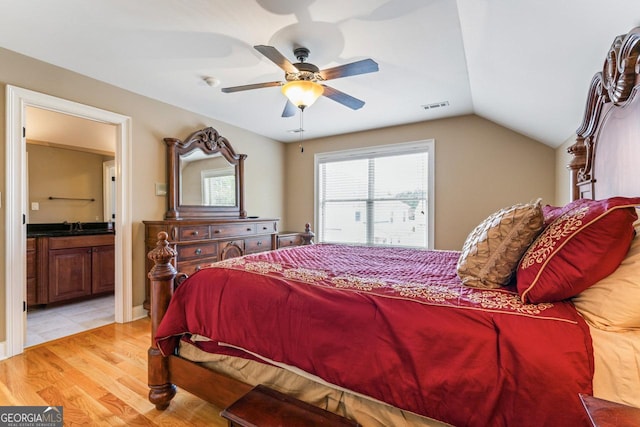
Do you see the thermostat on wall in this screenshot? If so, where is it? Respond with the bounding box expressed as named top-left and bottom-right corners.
top-left (155, 183), bottom-right (167, 196)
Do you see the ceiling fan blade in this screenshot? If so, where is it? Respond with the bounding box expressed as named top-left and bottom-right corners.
top-left (321, 85), bottom-right (365, 110)
top-left (282, 100), bottom-right (297, 117)
top-left (254, 45), bottom-right (299, 74)
top-left (319, 58), bottom-right (379, 81)
top-left (221, 81), bottom-right (282, 93)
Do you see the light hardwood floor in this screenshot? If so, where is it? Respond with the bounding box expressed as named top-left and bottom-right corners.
top-left (0, 318), bottom-right (227, 426)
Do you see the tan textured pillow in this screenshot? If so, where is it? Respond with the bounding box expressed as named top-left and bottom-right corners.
top-left (457, 199), bottom-right (543, 289)
top-left (572, 209), bottom-right (640, 331)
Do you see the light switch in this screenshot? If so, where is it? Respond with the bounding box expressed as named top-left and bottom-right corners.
top-left (31, 202), bottom-right (39, 211)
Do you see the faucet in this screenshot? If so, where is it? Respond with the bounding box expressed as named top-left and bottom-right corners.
top-left (63, 221), bottom-right (83, 232)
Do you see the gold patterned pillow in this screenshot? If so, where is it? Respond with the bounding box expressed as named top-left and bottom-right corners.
top-left (457, 200), bottom-right (543, 289)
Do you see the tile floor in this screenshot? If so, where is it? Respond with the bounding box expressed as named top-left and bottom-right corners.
top-left (26, 294), bottom-right (115, 347)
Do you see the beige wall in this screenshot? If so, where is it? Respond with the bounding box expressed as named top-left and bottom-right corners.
top-left (284, 115), bottom-right (556, 250)
top-left (0, 47), bottom-right (285, 341)
top-left (27, 143), bottom-right (112, 223)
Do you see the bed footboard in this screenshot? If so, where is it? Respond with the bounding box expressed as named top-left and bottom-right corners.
top-left (147, 231), bottom-right (177, 409)
top-left (146, 226), bottom-right (315, 411)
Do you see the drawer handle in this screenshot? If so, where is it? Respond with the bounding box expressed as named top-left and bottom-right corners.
top-left (257, 241), bottom-right (262, 246)
top-left (192, 230), bottom-right (199, 236)
top-left (214, 229), bottom-right (221, 234)
top-left (262, 226), bottom-right (268, 230)
top-left (246, 227), bottom-right (252, 231)
top-left (195, 248), bottom-right (202, 255)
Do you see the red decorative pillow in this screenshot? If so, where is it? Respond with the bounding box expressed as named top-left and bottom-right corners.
top-left (542, 204), bottom-right (563, 226)
top-left (517, 197), bottom-right (640, 303)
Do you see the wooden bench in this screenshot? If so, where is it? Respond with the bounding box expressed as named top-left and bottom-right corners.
top-left (220, 384), bottom-right (360, 427)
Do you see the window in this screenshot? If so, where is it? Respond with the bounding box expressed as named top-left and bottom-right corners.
top-left (202, 167), bottom-right (236, 206)
top-left (315, 140), bottom-right (434, 248)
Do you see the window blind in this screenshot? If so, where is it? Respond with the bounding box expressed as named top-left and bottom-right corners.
top-left (316, 142), bottom-right (432, 248)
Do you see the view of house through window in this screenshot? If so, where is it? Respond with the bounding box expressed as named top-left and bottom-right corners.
top-left (202, 167), bottom-right (236, 206)
top-left (316, 141), bottom-right (434, 248)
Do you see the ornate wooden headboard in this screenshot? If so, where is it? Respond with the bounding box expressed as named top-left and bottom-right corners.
top-left (569, 27), bottom-right (640, 201)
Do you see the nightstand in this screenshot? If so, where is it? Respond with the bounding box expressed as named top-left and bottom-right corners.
top-left (580, 394), bottom-right (640, 427)
top-left (277, 223), bottom-right (315, 248)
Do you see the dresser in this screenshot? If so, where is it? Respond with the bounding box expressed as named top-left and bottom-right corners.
top-left (143, 217), bottom-right (279, 312)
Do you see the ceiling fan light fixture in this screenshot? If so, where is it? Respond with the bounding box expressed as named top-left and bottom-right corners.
top-left (281, 80), bottom-right (324, 109)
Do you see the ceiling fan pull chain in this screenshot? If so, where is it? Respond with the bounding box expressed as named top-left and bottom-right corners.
top-left (299, 108), bottom-right (304, 153)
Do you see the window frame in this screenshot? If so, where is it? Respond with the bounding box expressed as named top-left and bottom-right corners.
top-left (314, 140), bottom-right (435, 249)
top-left (201, 166), bottom-right (236, 206)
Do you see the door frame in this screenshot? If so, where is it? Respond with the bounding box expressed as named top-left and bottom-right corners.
top-left (5, 85), bottom-right (133, 357)
top-left (103, 160), bottom-right (116, 222)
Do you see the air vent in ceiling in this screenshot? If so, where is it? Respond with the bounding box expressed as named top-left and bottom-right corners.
top-left (421, 101), bottom-right (449, 110)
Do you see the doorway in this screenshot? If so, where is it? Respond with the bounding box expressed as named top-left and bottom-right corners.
top-left (25, 109), bottom-right (117, 347)
top-left (5, 85), bottom-right (133, 358)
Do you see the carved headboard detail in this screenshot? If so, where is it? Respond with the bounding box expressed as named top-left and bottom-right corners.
top-left (569, 27), bottom-right (640, 200)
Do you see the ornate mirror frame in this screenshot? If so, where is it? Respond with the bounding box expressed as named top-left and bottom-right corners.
top-left (165, 127), bottom-right (247, 219)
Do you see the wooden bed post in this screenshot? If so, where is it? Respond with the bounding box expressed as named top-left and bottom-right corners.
top-left (301, 223), bottom-right (315, 245)
top-left (567, 137), bottom-right (587, 201)
top-left (147, 231), bottom-right (177, 409)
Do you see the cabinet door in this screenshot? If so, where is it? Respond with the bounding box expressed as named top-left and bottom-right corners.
top-left (219, 240), bottom-right (244, 260)
top-left (48, 248), bottom-right (92, 303)
top-left (92, 245), bottom-right (115, 294)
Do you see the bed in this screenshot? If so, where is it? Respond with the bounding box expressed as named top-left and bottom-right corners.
top-left (147, 27), bottom-right (640, 426)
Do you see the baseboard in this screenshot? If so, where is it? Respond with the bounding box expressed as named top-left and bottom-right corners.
top-left (132, 304), bottom-right (148, 321)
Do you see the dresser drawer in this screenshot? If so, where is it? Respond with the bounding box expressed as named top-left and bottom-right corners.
top-left (211, 223), bottom-right (256, 238)
top-left (178, 225), bottom-right (210, 241)
top-left (177, 242), bottom-right (218, 261)
top-left (256, 221), bottom-right (277, 234)
top-left (177, 257), bottom-right (218, 276)
top-left (245, 236), bottom-right (272, 254)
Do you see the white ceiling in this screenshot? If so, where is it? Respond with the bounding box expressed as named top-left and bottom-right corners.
top-left (2, 0), bottom-right (640, 147)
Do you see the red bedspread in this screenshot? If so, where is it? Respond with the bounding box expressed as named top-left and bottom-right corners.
top-left (156, 244), bottom-right (594, 427)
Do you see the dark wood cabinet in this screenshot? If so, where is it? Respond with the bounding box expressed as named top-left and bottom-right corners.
top-left (26, 238), bottom-right (37, 306)
top-left (27, 234), bottom-right (115, 307)
top-left (276, 231), bottom-right (304, 248)
top-left (143, 218), bottom-right (279, 312)
top-left (48, 234), bottom-right (115, 303)
top-left (277, 225), bottom-right (315, 248)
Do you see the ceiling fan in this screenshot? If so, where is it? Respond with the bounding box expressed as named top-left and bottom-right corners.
top-left (221, 45), bottom-right (379, 117)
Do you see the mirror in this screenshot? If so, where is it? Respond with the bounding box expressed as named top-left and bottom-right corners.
top-left (179, 151), bottom-right (236, 206)
top-left (165, 127), bottom-right (247, 219)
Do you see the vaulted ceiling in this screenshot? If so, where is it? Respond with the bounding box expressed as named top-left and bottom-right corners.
top-left (2, 0), bottom-right (640, 147)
